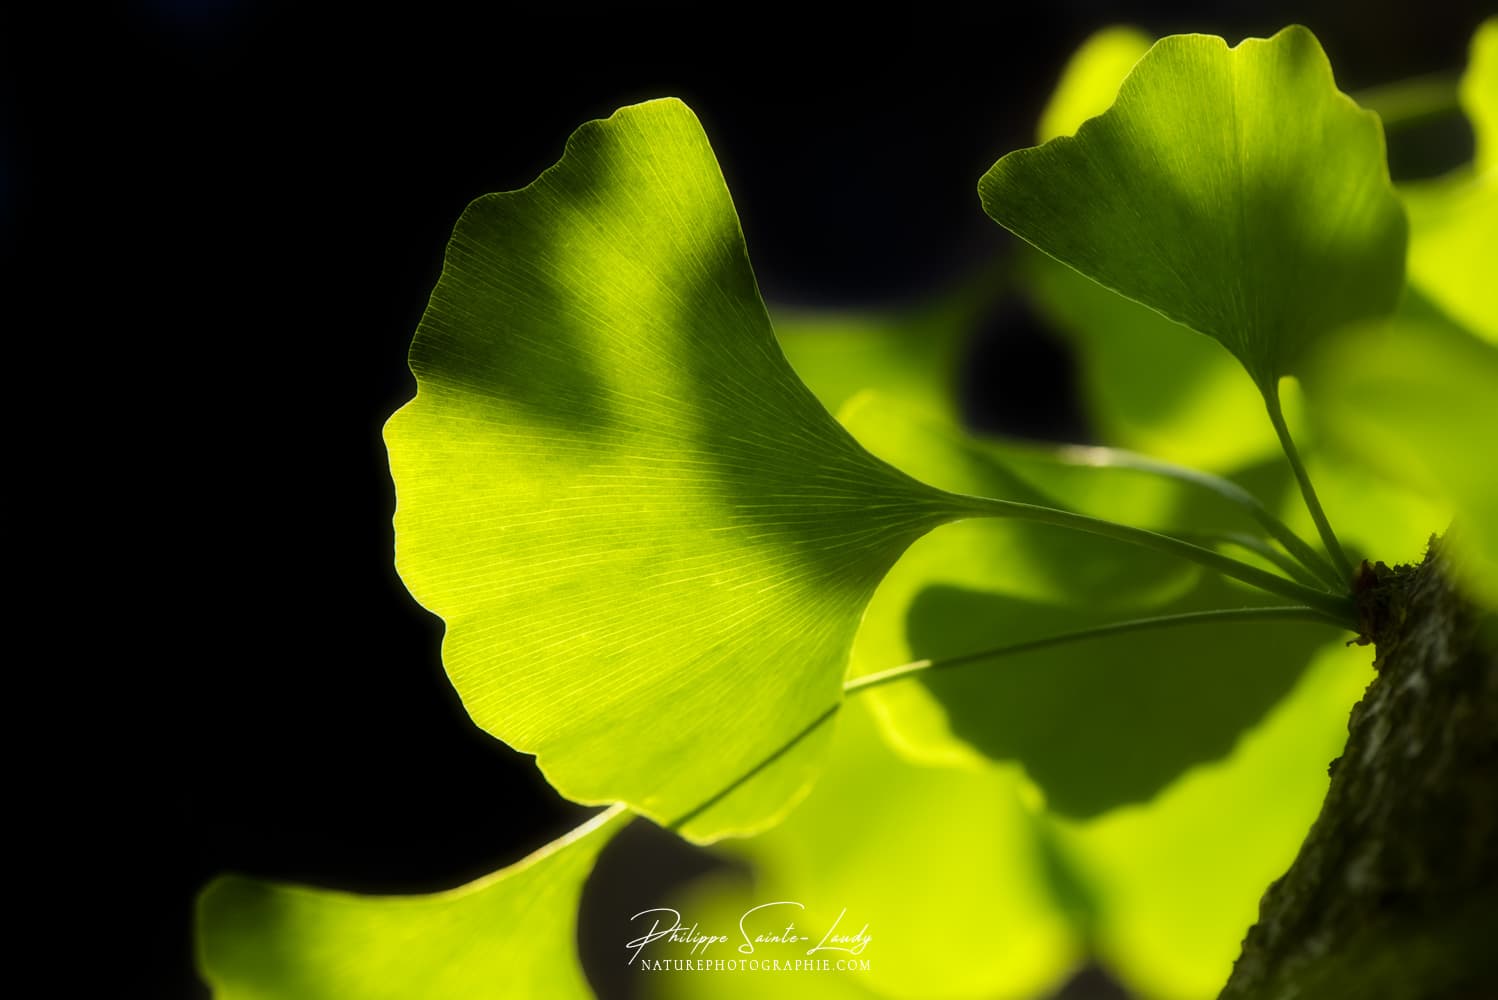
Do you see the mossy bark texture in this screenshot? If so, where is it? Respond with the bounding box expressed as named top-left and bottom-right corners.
top-left (1220, 540), bottom-right (1498, 1000)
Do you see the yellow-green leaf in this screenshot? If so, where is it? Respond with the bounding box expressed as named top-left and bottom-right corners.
top-left (1037, 26), bottom-right (1152, 142)
top-left (197, 806), bottom-right (629, 1000)
top-left (981, 27), bottom-right (1407, 390)
top-left (1304, 317), bottom-right (1498, 607)
top-left (1401, 18), bottom-right (1498, 343)
top-left (384, 99), bottom-right (962, 840)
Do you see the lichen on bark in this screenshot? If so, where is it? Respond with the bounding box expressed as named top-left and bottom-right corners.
top-left (1220, 538), bottom-right (1498, 999)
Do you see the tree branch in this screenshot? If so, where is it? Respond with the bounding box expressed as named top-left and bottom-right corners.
top-left (1219, 538), bottom-right (1498, 999)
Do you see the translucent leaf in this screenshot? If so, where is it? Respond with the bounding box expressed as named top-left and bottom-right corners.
top-left (1019, 28), bottom-right (1278, 471)
top-left (197, 806), bottom-right (629, 999)
top-left (1037, 26), bottom-right (1152, 142)
top-left (841, 396), bottom-right (1336, 814)
top-left (1402, 175), bottom-right (1497, 343)
top-left (384, 99), bottom-right (964, 840)
top-left (1304, 317), bottom-right (1498, 607)
top-left (1055, 642), bottom-right (1372, 998)
top-left (981, 27), bottom-right (1407, 390)
top-left (1401, 18), bottom-right (1498, 343)
top-left (645, 702), bottom-right (1079, 1000)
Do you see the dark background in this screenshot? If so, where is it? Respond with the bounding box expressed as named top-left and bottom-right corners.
top-left (4, 2), bottom-right (1485, 996)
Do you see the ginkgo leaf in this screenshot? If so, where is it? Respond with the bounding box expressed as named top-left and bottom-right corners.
top-left (841, 396), bottom-right (1336, 814)
top-left (1304, 316), bottom-right (1498, 607)
top-left (1036, 26), bottom-right (1152, 142)
top-left (1401, 18), bottom-right (1498, 343)
top-left (383, 98), bottom-right (963, 840)
top-left (1019, 28), bottom-right (1282, 472)
top-left (197, 805), bottom-right (629, 1000)
top-left (647, 701), bottom-right (1080, 1000)
top-left (981, 26), bottom-right (1407, 390)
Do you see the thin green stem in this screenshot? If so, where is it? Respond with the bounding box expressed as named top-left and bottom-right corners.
top-left (845, 606), bottom-right (1345, 696)
top-left (1055, 444), bottom-right (1344, 589)
top-left (948, 493), bottom-right (1357, 624)
top-left (1352, 73), bottom-right (1461, 130)
top-left (1264, 389), bottom-right (1354, 584)
top-left (1175, 530), bottom-right (1326, 589)
top-left (669, 604), bottom-right (1346, 830)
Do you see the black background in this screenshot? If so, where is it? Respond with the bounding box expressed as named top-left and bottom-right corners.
top-left (5, 1), bottom-right (1486, 996)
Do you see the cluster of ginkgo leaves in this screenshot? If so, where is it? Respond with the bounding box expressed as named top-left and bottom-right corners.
top-left (198, 21), bottom-right (1497, 1000)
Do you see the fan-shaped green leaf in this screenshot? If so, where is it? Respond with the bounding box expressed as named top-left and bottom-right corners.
top-left (981, 27), bottom-right (1407, 390)
top-left (384, 99), bottom-right (964, 840)
top-left (1019, 29), bottom-right (1280, 471)
top-left (197, 806), bottom-right (629, 999)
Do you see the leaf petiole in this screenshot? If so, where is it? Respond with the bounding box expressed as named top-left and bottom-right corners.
top-left (1264, 388), bottom-right (1355, 585)
top-left (947, 494), bottom-right (1358, 624)
top-left (1054, 444), bottom-right (1346, 589)
top-left (1173, 530), bottom-right (1329, 589)
top-left (670, 604), bottom-right (1346, 830)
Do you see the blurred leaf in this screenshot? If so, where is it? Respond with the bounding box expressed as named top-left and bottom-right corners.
top-left (647, 701), bottom-right (1080, 1000)
top-left (1401, 175), bottom-right (1497, 343)
top-left (772, 295), bottom-right (975, 427)
top-left (646, 873), bottom-right (878, 1000)
top-left (384, 98), bottom-right (962, 840)
top-left (1303, 317), bottom-right (1498, 607)
top-left (1401, 18), bottom-right (1498, 343)
top-left (1055, 641), bottom-right (1373, 999)
top-left (197, 806), bottom-right (629, 1000)
top-left (981, 27), bottom-right (1406, 390)
top-left (1464, 17), bottom-right (1498, 172)
top-left (841, 396), bottom-right (1336, 814)
top-left (1037, 26), bottom-right (1152, 141)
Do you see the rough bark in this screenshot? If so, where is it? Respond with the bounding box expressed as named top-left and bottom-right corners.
top-left (1219, 539), bottom-right (1498, 1000)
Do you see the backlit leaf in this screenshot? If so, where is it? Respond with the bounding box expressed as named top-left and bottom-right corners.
top-left (197, 806), bottom-right (629, 1000)
top-left (384, 99), bottom-right (962, 840)
top-left (981, 27), bottom-right (1407, 390)
top-left (1401, 18), bottom-right (1498, 343)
